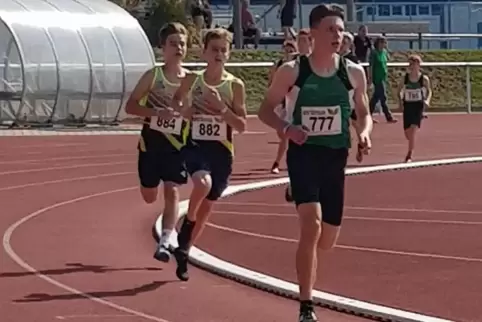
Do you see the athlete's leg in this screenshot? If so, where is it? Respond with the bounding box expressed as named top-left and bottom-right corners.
top-left (190, 156), bottom-right (232, 245)
top-left (403, 108), bottom-right (422, 162)
top-left (138, 149), bottom-right (161, 204)
top-left (317, 148), bottom-right (347, 250)
top-left (287, 143), bottom-right (322, 304)
top-left (153, 150), bottom-right (188, 262)
top-left (272, 130), bottom-right (288, 174)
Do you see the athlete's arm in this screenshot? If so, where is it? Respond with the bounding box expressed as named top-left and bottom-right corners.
top-left (258, 61), bottom-right (297, 133)
top-left (172, 72), bottom-right (197, 119)
top-left (125, 69), bottom-right (160, 118)
top-left (222, 80), bottom-right (247, 133)
top-left (397, 79), bottom-right (405, 110)
top-left (350, 63), bottom-right (373, 136)
top-left (422, 75), bottom-right (432, 107)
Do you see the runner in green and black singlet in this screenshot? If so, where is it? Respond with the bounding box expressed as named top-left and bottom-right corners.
top-left (125, 22), bottom-right (190, 264)
top-left (258, 5), bottom-right (373, 322)
top-left (397, 54), bottom-right (432, 163)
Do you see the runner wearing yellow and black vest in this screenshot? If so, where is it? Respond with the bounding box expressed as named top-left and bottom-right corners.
top-left (170, 28), bottom-right (247, 282)
top-left (397, 54), bottom-right (432, 163)
top-left (125, 23), bottom-right (190, 264)
top-left (258, 5), bottom-right (373, 321)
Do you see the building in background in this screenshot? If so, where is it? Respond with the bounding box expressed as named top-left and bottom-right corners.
top-left (209, 0), bottom-right (482, 50)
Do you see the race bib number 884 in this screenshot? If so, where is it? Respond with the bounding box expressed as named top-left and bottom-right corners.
top-left (192, 115), bottom-right (227, 141)
top-left (301, 106), bottom-right (342, 136)
top-left (150, 116), bottom-right (182, 134)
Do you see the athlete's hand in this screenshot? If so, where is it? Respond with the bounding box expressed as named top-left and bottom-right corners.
top-left (284, 125), bottom-right (308, 145)
top-left (423, 100), bottom-right (430, 109)
top-left (203, 87), bottom-right (229, 115)
top-left (155, 107), bottom-right (180, 120)
top-left (358, 130), bottom-right (372, 155)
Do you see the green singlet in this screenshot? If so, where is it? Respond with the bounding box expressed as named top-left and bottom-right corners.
top-left (286, 55), bottom-right (353, 149)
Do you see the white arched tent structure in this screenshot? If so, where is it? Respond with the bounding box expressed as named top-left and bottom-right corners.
top-left (0, 0), bottom-right (155, 126)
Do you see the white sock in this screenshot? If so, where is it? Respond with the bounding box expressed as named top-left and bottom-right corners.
top-left (159, 229), bottom-right (173, 247)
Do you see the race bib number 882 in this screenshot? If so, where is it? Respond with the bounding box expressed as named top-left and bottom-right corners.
top-left (301, 106), bottom-right (342, 136)
top-left (192, 115), bottom-right (227, 141)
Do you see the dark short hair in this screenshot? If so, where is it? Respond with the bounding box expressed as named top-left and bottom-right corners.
top-left (309, 4), bottom-right (344, 28)
top-left (374, 36), bottom-right (387, 48)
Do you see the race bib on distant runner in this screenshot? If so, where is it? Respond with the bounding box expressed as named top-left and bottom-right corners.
top-left (150, 116), bottom-right (183, 135)
top-left (191, 114), bottom-right (227, 141)
top-left (301, 106), bottom-right (342, 136)
top-left (404, 89), bottom-right (423, 102)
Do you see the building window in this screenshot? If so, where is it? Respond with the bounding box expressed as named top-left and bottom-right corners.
top-left (405, 4), bottom-right (417, 16)
top-left (366, 6), bottom-right (376, 16)
top-left (392, 5), bottom-right (403, 16)
top-left (418, 5), bottom-right (430, 15)
top-left (378, 5), bottom-right (390, 16)
top-left (431, 4), bottom-right (442, 15)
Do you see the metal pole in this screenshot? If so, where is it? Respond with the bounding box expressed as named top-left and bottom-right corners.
top-left (466, 65), bottom-right (472, 113)
top-left (298, 0), bottom-right (303, 29)
top-left (346, 0), bottom-right (355, 22)
top-left (232, 0), bottom-right (243, 49)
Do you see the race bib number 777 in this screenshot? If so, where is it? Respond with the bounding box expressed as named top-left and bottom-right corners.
top-left (301, 106), bottom-right (342, 136)
top-left (192, 115), bottom-right (227, 141)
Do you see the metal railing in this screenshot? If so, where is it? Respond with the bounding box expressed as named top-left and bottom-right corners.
top-left (154, 61), bottom-right (482, 113)
top-left (1, 60), bottom-right (481, 126)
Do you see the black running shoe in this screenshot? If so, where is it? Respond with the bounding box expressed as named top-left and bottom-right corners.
top-left (299, 301), bottom-right (318, 322)
top-left (173, 248), bottom-right (189, 281)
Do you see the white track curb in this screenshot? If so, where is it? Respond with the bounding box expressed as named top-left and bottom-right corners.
top-left (155, 156), bottom-right (482, 322)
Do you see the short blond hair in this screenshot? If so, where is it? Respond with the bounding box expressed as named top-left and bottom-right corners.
top-left (158, 22), bottom-right (188, 46)
top-left (203, 28), bottom-right (233, 48)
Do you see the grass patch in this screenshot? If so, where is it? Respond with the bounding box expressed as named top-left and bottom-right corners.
top-left (156, 50), bottom-right (482, 113)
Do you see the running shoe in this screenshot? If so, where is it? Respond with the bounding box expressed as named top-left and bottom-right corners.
top-left (173, 248), bottom-right (189, 281)
top-left (405, 151), bottom-right (413, 163)
top-left (299, 301), bottom-right (318, 322)
top-left (153, 243), bottom-right (171, 263)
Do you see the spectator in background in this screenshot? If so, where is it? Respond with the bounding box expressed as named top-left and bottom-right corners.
top-left (340, 32), bottom-right (359, 63)
top-left (228, 0), bottom-right (261, 48)
top-left (354, 25), bottom-right (372, 63)
top-left (186, 0), bottom-right (205, 41)
top-left (279, 0), bottom-right (296, 40)
top-left (368, 37), bottom-right (397, 123)
top-left (203, 0), bottom-right (212, 29)
top-left (296, 28), bottom-right (312, 55)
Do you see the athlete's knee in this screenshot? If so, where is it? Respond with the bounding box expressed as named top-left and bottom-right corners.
top-left (318, 222), bottom-right (340, 250)
top-left (297, 202), bottom-right (322, 242)
top-left (163, 183), bottom-right (180, 203)
top-left (192, 170), bottom-right (212, 193)
top-left (140, 187), bottom-right (157, 204)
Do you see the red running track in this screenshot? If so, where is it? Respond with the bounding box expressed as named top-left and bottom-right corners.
top-left (1, 114), bottom-right (482, 322)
